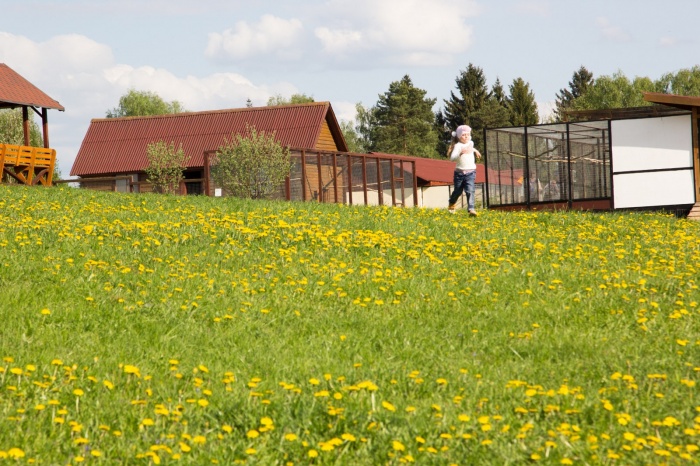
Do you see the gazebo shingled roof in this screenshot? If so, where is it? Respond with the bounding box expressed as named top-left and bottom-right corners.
top-left (0, 64), bottom-right (65, 111)
top-left (0, 63), bottom-right (64, 148)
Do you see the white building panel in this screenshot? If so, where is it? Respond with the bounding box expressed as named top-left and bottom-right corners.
top-left (611, 115), bottom-right (693, 172)
top-left (613, 169), bottom-right (695, 208)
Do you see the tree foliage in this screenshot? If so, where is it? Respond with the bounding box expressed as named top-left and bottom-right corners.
top-left (339, 119), bottom-right (365, 153)
top-left (437, 66), bottom-right (512, 153)
top-left (572, 71), bottom-right (655, 110)
top-left (144, 141), bottom-right (190, 195)
top-left (107, 89), bottom-right (186, 118)
top-left (266, 93), bottom-right (315, 106)
top-left (554, 66), bottom-right (594, 121)
top-left (212, 125), bottom-right (293, 200)
top-left (507, 78), bottom-right (539, 126)
top-left (655, 66), bottom-right (700, 96)
top-left (0, 109), bottom-right (43, 146)
top-left (354, 103), bottom-right (377, 153)
top-left (371, 75), bottom-right (439, 158)
top-left (438, 64), bottom-right (490, 151)
top-left (558, 67), bottom-right (700, 117)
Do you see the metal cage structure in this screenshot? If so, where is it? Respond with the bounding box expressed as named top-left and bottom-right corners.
top-left (484, 120), bottom-right (612, 211)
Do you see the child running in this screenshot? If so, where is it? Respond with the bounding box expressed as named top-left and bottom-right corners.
top-left (447, 125), bottom-right (481, 215)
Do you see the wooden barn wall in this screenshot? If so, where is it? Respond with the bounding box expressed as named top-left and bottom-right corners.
top-left (315, 119), bottom-right (338, 151)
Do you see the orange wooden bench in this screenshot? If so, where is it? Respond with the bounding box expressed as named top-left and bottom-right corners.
top-left (1, 143), bottom-right (56, 186)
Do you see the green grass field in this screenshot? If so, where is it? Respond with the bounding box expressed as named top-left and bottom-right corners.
top-left (1, 184), bottom-right (699, 465)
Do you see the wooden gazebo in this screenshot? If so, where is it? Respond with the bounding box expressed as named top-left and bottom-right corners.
top-left (0, 63), bottom-right (64, 185)
top-left (643, 93), bottom-right (700, 219)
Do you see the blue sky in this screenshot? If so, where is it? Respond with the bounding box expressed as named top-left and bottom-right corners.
top-left (1, 0), bottom-right (698, 176)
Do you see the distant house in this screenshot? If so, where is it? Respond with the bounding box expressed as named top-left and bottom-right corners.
top-left (70, 102), bottom-right (349, 194)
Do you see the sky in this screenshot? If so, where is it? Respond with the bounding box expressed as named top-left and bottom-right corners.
top-left (1, 0), bottom-right (699, 177)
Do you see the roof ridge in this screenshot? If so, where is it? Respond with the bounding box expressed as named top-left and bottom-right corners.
top-left (91, 101), bottom-right (330, 123)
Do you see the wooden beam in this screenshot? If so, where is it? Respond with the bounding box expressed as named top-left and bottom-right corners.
top-left (644, 92), bottom-right (700, 109)
top-left (22, 107), bottom-right (30, 146)
top-left (693, 108), bottom-right (700, 201)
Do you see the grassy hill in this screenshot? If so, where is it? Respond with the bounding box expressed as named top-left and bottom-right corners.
top-left (1, 184), bottom-right (699, 464)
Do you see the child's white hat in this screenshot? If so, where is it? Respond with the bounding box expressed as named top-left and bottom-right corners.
top-left (454, 125), bottom-right (471, 138)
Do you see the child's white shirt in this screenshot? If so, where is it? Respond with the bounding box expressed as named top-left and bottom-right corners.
top-left (450, 140), bottom-right (476, 171)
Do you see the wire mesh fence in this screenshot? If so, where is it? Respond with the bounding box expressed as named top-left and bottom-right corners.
top-left (484, 121), bottom-right (611, 208)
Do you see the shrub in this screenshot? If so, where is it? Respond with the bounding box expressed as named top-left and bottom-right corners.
top-left (212, 125), bottom-right (292, 200)
top-left (144, 140), bottom-right (190, 194)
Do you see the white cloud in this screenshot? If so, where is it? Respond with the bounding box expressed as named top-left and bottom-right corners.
top-left (659, 36), bottom-right (678, 47)
top-left (0, 32), bottom-right (300, 177)
top-left (513, 0), bottom-right (550, 16)
top-left (331, 101), bottom-right (358, 123)
top-left (314, 27), bottom-right (364, 55)
top-left (314, 0), bottom-right (478, 66)
top-left (596, 17), bottom-right (631, 42)
top-left (0, 32), bottom-right (114, 76)
top-left (205, 15), bottom-right (304, 61)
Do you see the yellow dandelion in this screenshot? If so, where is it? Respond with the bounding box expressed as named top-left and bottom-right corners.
top-left (382, 401), bottom-right (396, 412)
top-left (7, 448), bottom-right (25, 459)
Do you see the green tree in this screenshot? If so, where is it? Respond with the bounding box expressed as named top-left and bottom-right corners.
top-left (437, 64), bottom-right (490, 152)
top-left (355, 102), bottom-right (377, 153)
top-left (339, 119), bottom-right (365, 153)
top-left (656, 66), bottom-right (700, 96)
top-left (0, 109), bottom-right (43, 146)
top-left (372, 75), bottom-right (439, 158)
top-left (107, 89), bottom-right (186, 118)
top-left (144, 140), bottom-right (190, 195)
top-left (554, 66), bottom-right (594, 121)
top-left (572, 71), bottom-right (654, 110)
top-left (507, 78), bottom-right (539, 126)
top-left (469, 78), bottom-right (511, 137)
top-left (212, 125), bottom-right (293, 200)
top-left (266, 93), bottom-right (315, 106)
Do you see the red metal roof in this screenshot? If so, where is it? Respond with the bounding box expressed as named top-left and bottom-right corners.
top-left (0, 63), bottom-right (65, 111)
top-left (486, 167), bottom-right (524, 186)
top-left (371, 152), bottom-right (485, 185)
top-left (71, 102), bottom-right (346, 176)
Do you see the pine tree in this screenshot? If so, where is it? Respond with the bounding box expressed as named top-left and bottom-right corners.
top-left (471, 79), bottom-right (510, 134)
top-left (507, 78), bottom-right (539, 126)
top-left (441, 64), bottom-right (489, 129)
top-left (554, 66), bottom-right (594, 121)
top-left (437, 64), bottom-right (490, 155)
top-left (372, 75), bottom-right (439, 158)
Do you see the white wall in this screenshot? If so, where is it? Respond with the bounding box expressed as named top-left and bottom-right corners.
top-left (612, 115), bottom-right (693, 171)
top-left (612, 115), bottom-right (696, 208)
top-left (614, 170), bottom-right (695, 208)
